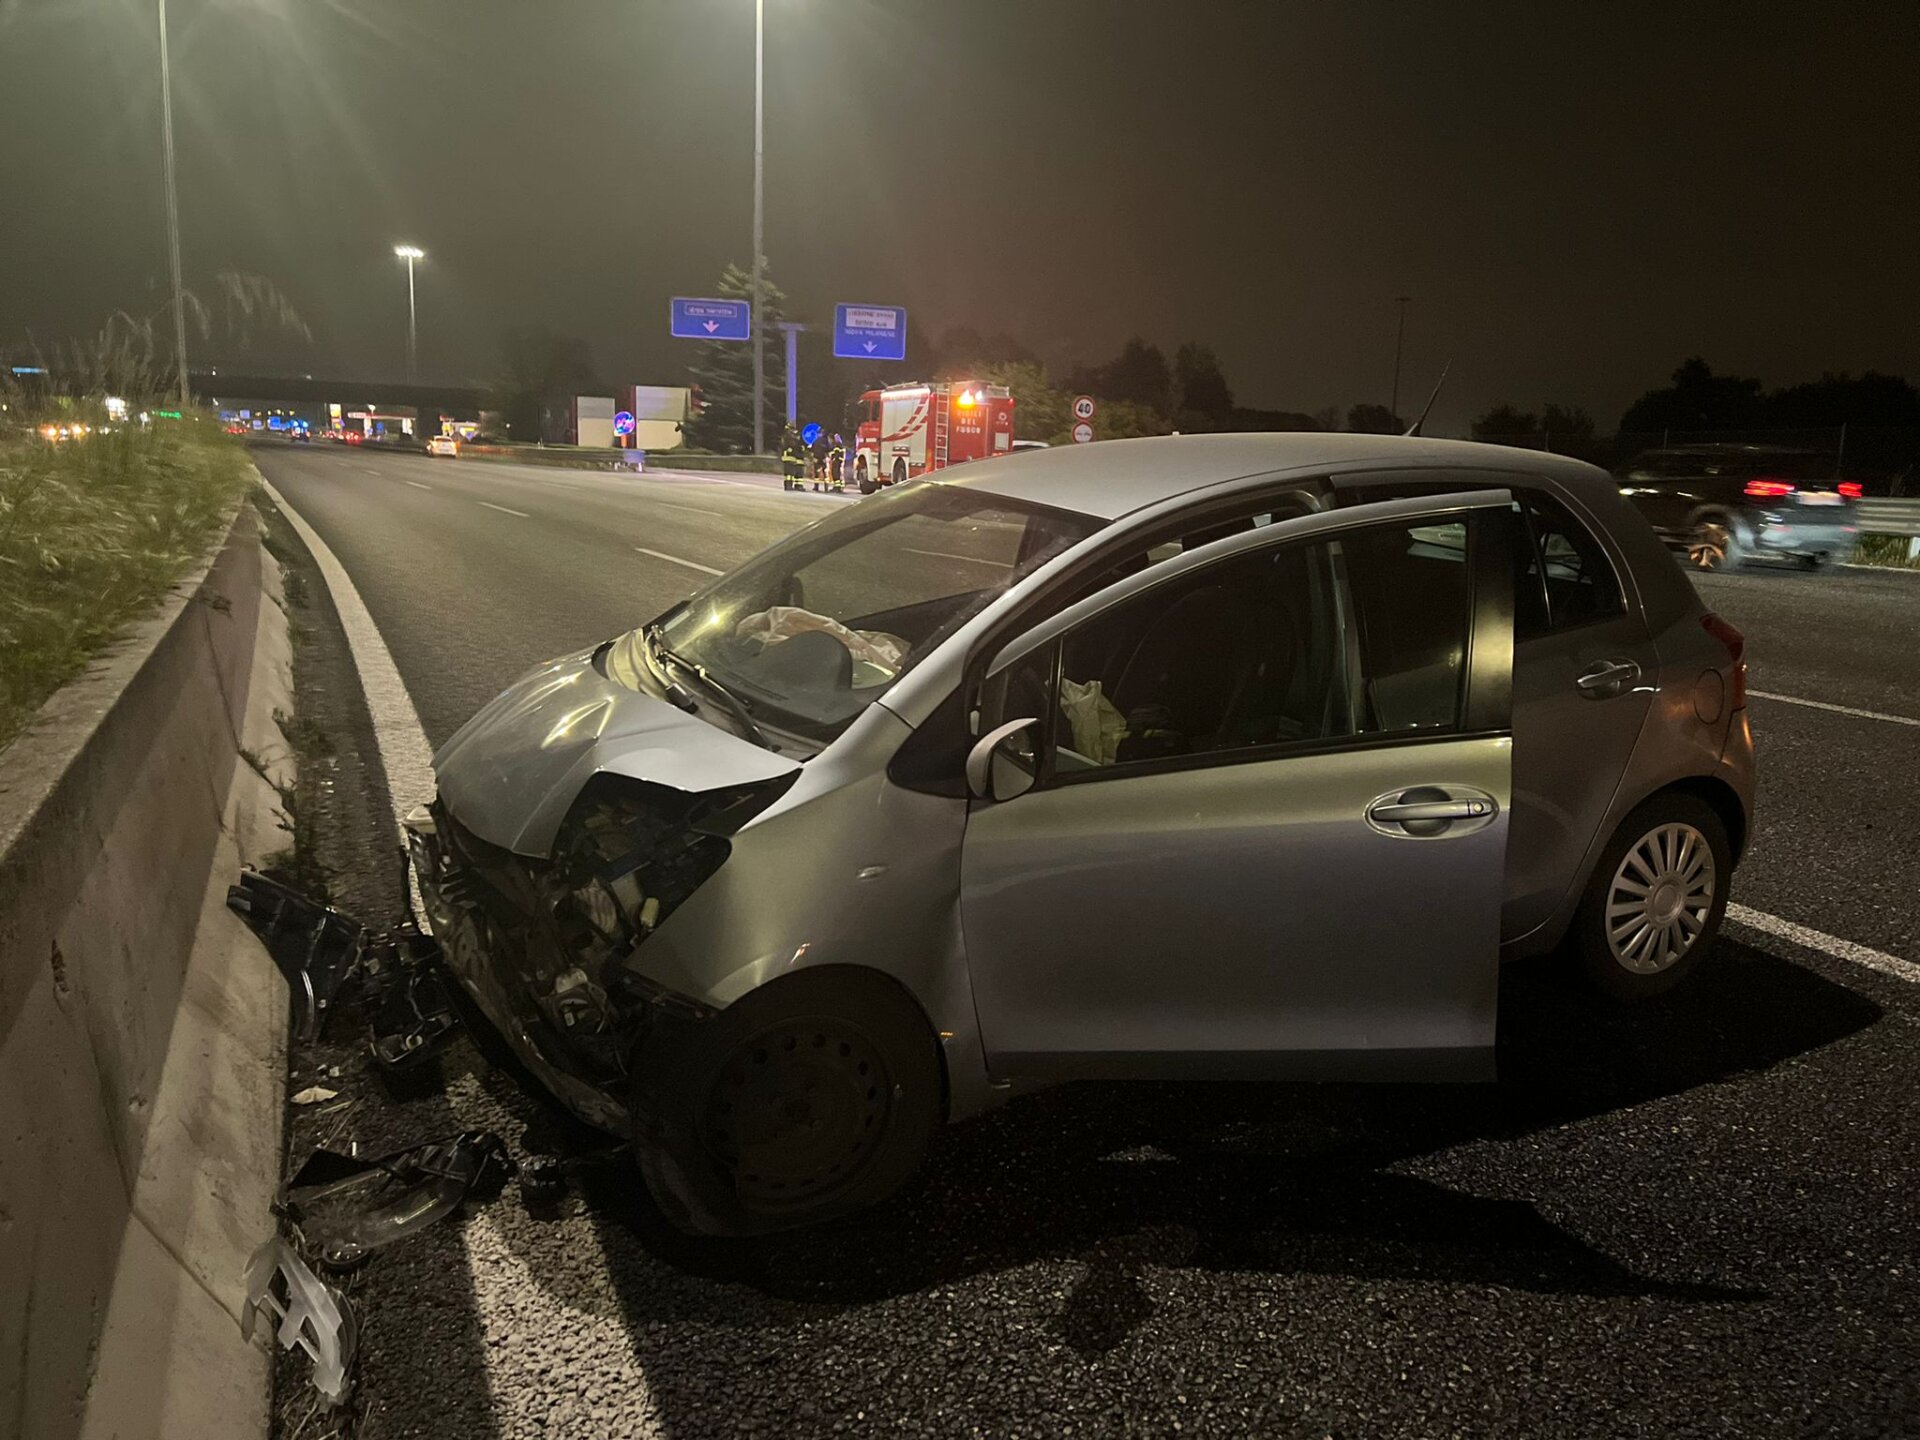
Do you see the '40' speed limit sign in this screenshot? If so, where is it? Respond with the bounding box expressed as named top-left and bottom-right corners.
top-left (1072, 394), bottom-right (1096, 421)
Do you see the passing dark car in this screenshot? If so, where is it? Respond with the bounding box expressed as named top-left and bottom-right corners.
top-left (1615, 444), bottom-right (1861, 571)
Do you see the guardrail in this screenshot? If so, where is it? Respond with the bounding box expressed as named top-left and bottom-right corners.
top-left (1856, 498), bottom-right (1920, 537)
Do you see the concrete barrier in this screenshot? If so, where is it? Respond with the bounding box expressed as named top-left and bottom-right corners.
top-left (0, 500), bottom-right (292, 1440)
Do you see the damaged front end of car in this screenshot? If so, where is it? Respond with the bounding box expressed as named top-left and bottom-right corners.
top-left (406, 771), bottom-right (792, 1133)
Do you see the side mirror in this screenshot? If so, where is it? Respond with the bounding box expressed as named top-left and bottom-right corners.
top-left (965, 717), bottom-right (1039, 802)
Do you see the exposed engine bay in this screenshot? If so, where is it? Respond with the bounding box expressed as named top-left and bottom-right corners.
top-left (407, 774), bottom-right (792, 1131)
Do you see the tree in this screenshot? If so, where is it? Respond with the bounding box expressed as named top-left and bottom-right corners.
top-left (1174, 342), bottom-right (1234, 431)
top-left (1619, 357), bottom-right (1763, 434)
top-left (1540, 404), bottom-right (1595, 440)
top-left (1096, 337), bottom-right (1174, 413)
top-left (1345, 403), bottom-right (1405, 434)
top-left (682, 261), bottom-right (787, 454)
top-left (487, 326), bottom-right (606, 440)
top-left (1472, 403), bottom-right (1539, 439)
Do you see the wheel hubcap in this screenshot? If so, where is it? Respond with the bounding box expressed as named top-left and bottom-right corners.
top-left (1689, 524), bottom-right (1731, 570)
top-left (1606, 822), bottom-right (1715, 974)
top-left (702, 1020), bottom-right (891, 1205)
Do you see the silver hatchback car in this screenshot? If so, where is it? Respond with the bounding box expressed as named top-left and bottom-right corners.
top-left (407, 434), bottom-right (1754, 1235)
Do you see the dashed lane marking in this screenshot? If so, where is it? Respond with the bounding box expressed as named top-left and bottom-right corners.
top-left (478, 501), bottom-right (529, 518)
top-left (633, 546), bottom-right (723, 575)
top-left (405, 480), bottom-right (433, 491)
top-left (1728, 904), bottom-right (1920, 986)
top-left (1748, 690), bottom-right (1920, 728)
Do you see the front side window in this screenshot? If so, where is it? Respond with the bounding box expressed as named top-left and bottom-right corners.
top-left (625, 483), bottom-right (1098, 741)
top-left (1003, 516), bottom-right (1477, 780)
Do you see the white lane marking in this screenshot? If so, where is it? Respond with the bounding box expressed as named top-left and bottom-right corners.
top-left (1747, 690), bottom-right (1920, 728)
top-left (268, 489), bottom-right (646, 1427)
top-left (904, 546), bottom-right (1011, 567)
top-left (478, 501), bottom-right (529, 518)
top-left (642, 497), bottom-right (719, 516)
top-left (259, 481), bottom-right (437, 839)
top-left (1728, 904), bottom-right (1920, 986)
top-left (633, 546), bottom-right (723, 575)
top-left (405, 480), bottom-right (433, 491)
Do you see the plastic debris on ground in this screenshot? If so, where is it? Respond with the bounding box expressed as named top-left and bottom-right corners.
top-left (227, 871), bottom-right (367, 1042)
top-left (282, 1130), bottom-right (512, 1272)
top-left (228, 868), bottom-right (462, 1070)
top-left (518, 1155), bottom-right (568, 1215)
top-left (243, 1236), bottom-right (358, 1406)
top-left (290, 1085), bottom-right (340, 1106)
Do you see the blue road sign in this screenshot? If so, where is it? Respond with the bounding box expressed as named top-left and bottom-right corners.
top-left (833, 303), bottom-right (908, 361)
top-left (613, 411), bottom-right (636, 437)
top-left (802, 422), bottom-right (823, 446)
top-left (671, 297), bottom-right (751, 341)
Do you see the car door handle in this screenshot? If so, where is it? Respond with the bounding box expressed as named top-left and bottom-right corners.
top-left (1575, 658), bottom-right (1641, 696)
top-left (1365, 786), bottom-right (1499, 838)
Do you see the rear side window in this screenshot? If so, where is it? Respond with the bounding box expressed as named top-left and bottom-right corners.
top-left (1519, 494), bottom-right (1623, 634)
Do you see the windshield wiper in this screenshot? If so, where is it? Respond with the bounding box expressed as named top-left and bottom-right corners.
top-left (643, 624), bottom-right (774, 750)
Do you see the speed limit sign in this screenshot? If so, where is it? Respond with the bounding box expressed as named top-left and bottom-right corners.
top-left (1072, 394), bottom-right (1096, 421)
top-left (1072, 421), bottom-right (1095, 444)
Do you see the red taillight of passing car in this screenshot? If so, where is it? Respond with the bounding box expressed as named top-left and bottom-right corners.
top-left (1701, 613), bottom-right (1747, 709)
top-left (1838, 481), bottom-right (1863, 499)
top-left (1744, 478), bottom-right (1794, 499)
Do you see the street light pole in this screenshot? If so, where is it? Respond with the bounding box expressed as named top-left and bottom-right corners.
top-left (157, 0), bottom-right (190, 410)
top-left (750, 0), bottom-right (766, 456)
top-left (394, 245), bottom-right (425, 381)
top-left (1389, 295), bottom-right (1411, 421)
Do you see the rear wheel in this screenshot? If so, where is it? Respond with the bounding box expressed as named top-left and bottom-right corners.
top-left (891, 459), bottom-right (908, 488)
top-left (1573, 794), bottom-right (1731, 999)
top-left (631, 969), bottom-right (941, 1235)
top-left (1687, 515), bottom-right (1746, 572)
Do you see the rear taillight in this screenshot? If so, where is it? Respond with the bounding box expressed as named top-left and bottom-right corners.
top-left (1701, 613), bottom-right (1746, 709)
top-left (1838, 481), bottom-right (1863, 499)
top-left (1744, 478), bottom-right (1794, 499)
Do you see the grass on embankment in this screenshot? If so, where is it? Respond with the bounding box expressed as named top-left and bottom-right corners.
top-left (0, 417), bottom-right (252, 752)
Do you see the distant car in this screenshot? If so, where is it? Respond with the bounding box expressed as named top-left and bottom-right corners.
top-left (427, 434), bottom-right (459, 458)
top-left (409, 433), bottom-right (1754, 1236)
top-left (289, 425), bottom-right (312, 444)
top-left (340, 430), bottom-right (365, 446)
top-left (1615, 445), bottom-right (1861, 571)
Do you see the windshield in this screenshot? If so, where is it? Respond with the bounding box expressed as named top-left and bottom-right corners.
top-left (626, 482), bottom-right (1098, 741)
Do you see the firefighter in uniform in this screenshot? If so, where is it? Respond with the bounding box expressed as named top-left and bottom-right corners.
top-left (827, 433), bottom-right (847, 491)
top-left (780, 426), bottom-right (805, 490)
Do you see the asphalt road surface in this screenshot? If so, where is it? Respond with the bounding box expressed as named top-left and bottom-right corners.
top-left (256, 441), bottom-right (1920, 1439)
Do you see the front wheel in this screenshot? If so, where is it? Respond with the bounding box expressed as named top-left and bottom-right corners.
top-left (1573, 794), bottom-right (1732, 1000)
top-left (856, 457), bottom-right (876, 495)
top-left (1687, 516), bottom-right (1746, 572)
top-left (631, 970), bottom-right (942, 1236)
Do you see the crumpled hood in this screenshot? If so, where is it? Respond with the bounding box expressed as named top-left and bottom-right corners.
top-left (433, 649), bottom-right (801, 857)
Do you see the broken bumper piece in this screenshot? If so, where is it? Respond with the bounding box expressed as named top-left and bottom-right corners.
top-left (243, 1236), bottom-right (358, 1406)
top-left (284, 1130), bottom-right (511, 1272)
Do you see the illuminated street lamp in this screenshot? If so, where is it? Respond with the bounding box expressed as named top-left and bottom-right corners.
top-left (750, 0), bottom-right (766, 456)
top-left (394, 245), bottom-right (425, 381)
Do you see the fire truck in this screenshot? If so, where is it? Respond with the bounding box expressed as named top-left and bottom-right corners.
top-left (851, 381), bottom-right (1016, 493)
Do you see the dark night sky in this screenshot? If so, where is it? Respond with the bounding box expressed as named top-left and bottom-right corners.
top-left (2, 0), bottom-right (1917, 431)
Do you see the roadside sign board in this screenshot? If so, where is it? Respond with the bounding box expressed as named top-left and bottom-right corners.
top-left (613, 411), bottom-right (636, 437)
top-left (1072, 394), bottom-right (1096, 421)
top-left (671, 297), bottom-right (751, 340)
top-left (1072, 421), bottom-right (1095, 444)
top-left (834, 303), bottom-right (908, 361)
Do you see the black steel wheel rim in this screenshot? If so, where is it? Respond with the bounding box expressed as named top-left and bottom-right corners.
top-left (701, 1018), bottom-right (893, 1206)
